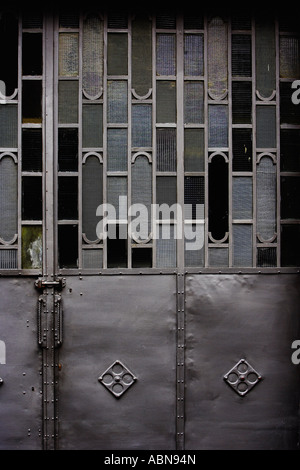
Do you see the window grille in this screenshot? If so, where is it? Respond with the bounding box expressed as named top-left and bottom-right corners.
top-left (0, 10), bottom-right (299, 271)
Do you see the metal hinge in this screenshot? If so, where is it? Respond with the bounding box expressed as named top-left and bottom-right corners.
top-left (38, 293), bottom-right (63, 349)
top-left (35, 277), bottom-right (66, 290)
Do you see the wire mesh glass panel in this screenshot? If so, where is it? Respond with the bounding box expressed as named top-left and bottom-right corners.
top-left (132, 15), bottom-right (152, 97)
top-left (82, 13), bottom-right (103, 98)
top-left (184, 34), bottom-right (204, 76)
top-left (107, 128), bottom-right (127, 171)
top-left (58, 33), bottom-right (79, 76)
top-left (107, 10), bottom-right (128, 29)
top-left (82, 104), bottom-right (103, 148)
top-left (107, 33), bottom-right (128, 76)
top-left (156, 128), bottom-right (176, 171)
top-left (232, 129), bottom-right (252, 171)
top-left (184, 224), bottom-right (204, 267)
top-left (232, 177), bottom-right (252, 219)
top-left (233, 224), bottom-right (252, 267)
top-left (156, 176), bottom-right (177, 208)
top-left (208, 105), bottom-right (228, 147)
top-left (156, 81), bottom-right (176, 123)
top-left (231, 15), bottom-right (252, 30)
top-left (184, 14), bottom-right (203, 29)
top-left (232, 34), bottom-right (251, 77)
top-left (256, 106), bottom-right (276, 148)
top-left (132, 105), bottom-right (152, 147)
top-left (208, 17), bottom-right (228, 98)
top-left (82, 156), bottom-right (103, 242)
top-left (21, 226), bottom-right (42, 269)
top-left (255, 19), bottom-right (276, 98)
top-left (281, 225), bottom-right (300, 267)
top-left (208, 247), bottom-right (228, 267)
top-left (156, 12), bottom-right (176, 29)
top-left (82, 249), bottom-right (103, 269)
top-left (0, 156), bottom-right (17, 241)
top-left (22, 129), bottom-right (42, 171)
top-left (280, 129), bottom-right (300, 171)
top-left (156, 34), bottom-right (176, 76)
top-left (281, 176), bottom-right (300, 219)
top-left (184, 81), bottom-right (204, 124)
top-left (107, 81), bottom-right (127, 123)
top-left (107, 177), bottom-right (127, 220)
top-left (257, 247), bottom-right (277, 267)
top-left (184, 128), bottom-right (204, 172)
top-left (131, 156), bottom-right (152, 240)
top-left (280, 36), bottom-right (300, 78)
top-left (0, 250), bottom-right (17, 269)
top-left (256, 156), bottom-right (276, 241)
top-left (232, 81), bottom-right (252, 124)
top-left (156, 224), bottom-right (176, 268)
top-left (184, 176), bottom-right (204, 220)
top-left (0, 105), bottom-right (18, 147)
top-left (59, 10), bottom-right (79, 28)
top-left (58, 80), bottom-right (78, 123)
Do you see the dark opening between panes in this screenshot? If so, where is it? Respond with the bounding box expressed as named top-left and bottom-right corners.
top-left (58, 128), bottom-right (78, 171)
top-left (281, 225), bottom-right (300, 266)
top-left (208, 155), bottom-right (228, 241)
top-left (232, 129), bottom-right (252, 171)
top-left (107, 224), bottom-right (127, 268)
top-left (22, 128), bottom-right (42, 171)
top-left (22, 176), bottom-right (42, 220)
top-left (58, 225), bottom-right (78, 268)
top-left (22, 33), bottom-right (43, 75)
top-left (132, 248), bottom-right (152, 268)
top-left (280, 129), bottom-right (300, 171)
top-left (0, 12), bottom-right (18, 96)
top-left (58, 176), bottom-right (78, 220)
top-left (22, 80), bottom-right (42, 123)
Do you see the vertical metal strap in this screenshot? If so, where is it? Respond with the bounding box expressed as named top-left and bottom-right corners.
top-left (176, 272), bottom-right (185, 450)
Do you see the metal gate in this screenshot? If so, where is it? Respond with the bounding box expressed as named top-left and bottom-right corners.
top-left (0, 8), bottom-right (300, 451)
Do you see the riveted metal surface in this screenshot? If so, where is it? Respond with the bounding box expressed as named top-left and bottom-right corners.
top-left (185, 274), bottom-right (300, 450)
top-left (57, 275), bottom-right (177, 450)
top-left (0, 278), bottom-right (42, 449)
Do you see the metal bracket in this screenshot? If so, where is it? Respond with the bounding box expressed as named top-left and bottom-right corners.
top-left (35, 277), bottom-right (66, 290)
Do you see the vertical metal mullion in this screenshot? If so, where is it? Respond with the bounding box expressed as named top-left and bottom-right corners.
top-left (128, 16), bottom-right (132, 268)
top-left (152, 15), bottom-right (157, 267)
top-left (204, 15), bottom-right (208, 267)
top-left (78, 13), bottom-right (83, 270)
top-left (176, 16), bottom-right (184, 271)
top-left (252, 15), bottom-right (257, 268)
top-left (17, 14), bottom-right (22, 270)
top-left (275, 17), bottom-right (281, 268)
top-left (103, 14), bottom-right (108, 268)
top-left (228, 18), bottom-right (233, 267)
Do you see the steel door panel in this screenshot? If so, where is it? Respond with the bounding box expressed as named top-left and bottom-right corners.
top-left (0, 278), bottom-right (42, 450)
top-left (185, 274), bottom-right (300, 450)
top-left (58, 275), bottom-right (176, 450)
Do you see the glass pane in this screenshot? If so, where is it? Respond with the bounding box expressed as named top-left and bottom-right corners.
top-left (131, 156), bottom-right (152, 239)
top-left (232, 34), bottom-right (251, 77)
top-left (107, 128), bottom-right (127, 171)
top-left (208, 155), bottom-right (228, 240)
top-left (83, 14), bottom-right (104, 97)
top-left (156, 13), bottom-right (176, 29)
top-left (107, 80), bottom-right (127, 123)
top-left (58, 80), bottom-right (78, 123)
top-left (22, 129), bottom-right (42, 171)
top-left (82, 156), bottom-right (103, 241)
top-left (58, 225), bottom-right (78, 268)
top-left (232, 81), bottom-right (252, 124)
top-left (156, 34), bottom-right (176, 76)
top-left (255, 19), bottom-right (276, 98)
top-left (132, 248), bottom-right (152, 268)
top-left (82, 104), bottom-right (103, 148)
top-left (231, 15), bottom-right (251, 30)
top-left (256, 156), bottom-right (276, 241)
top-left (281, 225), bottom-right (300, 267)
top-left (0, 156), bottom-right (17, 241)
top-left (209, 247), bottom-right (228, 267)
top-left (280, 129), bottom-right (300, 171)
top-left (232, 177), bottom-right (252, 219)
top-left (132, 15), bottom-right (152, 97)
top-left (58, 176), bottom-right (78, 220)
top-left (281, 176), bottom-right (300, 219)
top-left (208, 17), bottom-right (228, 98)
top-left (280, 82), bottom-right (300, 125)
top-left (0, 12), bottom-right (18, 96)
top-left (233, 224), bottom-right (252, 267)
top-left (209, 105), bottom-right (228, 147)
top-left (185, 224), bottom-right (204, 267)
top-left (256, 106), bottom-right (276, 147)
top-left (0, 250), bottom-right (17, 269)
top-left (107, 33), bottom-right (128, 75)
top-left (184, 176), bottom-right (204, 220)
top-left (184, 81), bottom-right (204, 124)
top-left (22, 176), bottom-right (42, 220)
top-left (280, 36), bottom-right (300, 78)
top-left (82, 249), bottom-right (103, 269)
top-left (107, 10), bottom-right (128, 29)
top-left (132, 105), bottom-right (152, 147)
top-left (59, 11), bottom-right (79, 28)
top-left (0, 105), bottom-right (18, 147)
top-left (184, 34), bottom-right (203, 76)
top-left (22, 10), bottom-right (43, 28)
top-left (58, 128), bottom-right (78, 171)
top-left (58, 33), bottom-right (79, 76)
top-left (156, 81), bottom-right (176, 123)
top-left (22, 80), bottom-right (42, 123)
top-left (22, 33), bottom-right (43, 75)
top-left (184, 14), bottom-right (203, 29)
top-left (257, 247), bottom-right (277, 267)
top-left (232, 129), bottom-right (252, 171)
top-left (156, 224), bottom-right (176, 268)
top-left (107, 177), bottom-right (127, 220)
top-left (184, 128), bottom-right (204, 172)
top-left (107, 224), bottom-right (127, 268)
top-left (156, 128), bottom-right (176, 171)
top-left (21, 226), bottom-right (42, 269)
top-left (156, 176), bottom-right (177, 207)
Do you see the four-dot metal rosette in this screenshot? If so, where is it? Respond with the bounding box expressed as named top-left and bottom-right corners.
top-left (98, 360), bottom-right (137, 398)
top-left (223, 359), bottom-right (262, 396)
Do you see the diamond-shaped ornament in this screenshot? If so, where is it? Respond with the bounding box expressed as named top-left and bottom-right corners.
top-left (98, 360), bottom-right (137, 398)
top-left (223, 359), bottom-right (262, 396)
